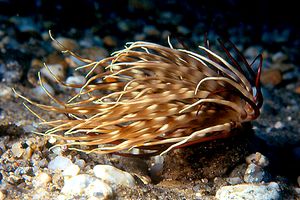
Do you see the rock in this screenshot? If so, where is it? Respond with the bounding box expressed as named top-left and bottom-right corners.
top-left (93, 165), bottom-right (135, 188)
top-left (11, 142), bottom-right (25, 158)
top-left (272, 52), bottom-right (288, 63)
top-left (134, 33), bottom-right (146, 41)
top-left (0, 61), bottom-right (23, 83)
top-left (118, 21), bottom-right (130, 32)
top-left (216, 182), bottom-right (281, 200)
top-left (50, 146), bottom-right (63, 156)
top-left (298, 176), bottom-right (300, 187)
top-left (10, 16), bottom-right (39, 33)
top-left (244, 163), bottom-right (265, 183)
top-left (32, 83), bottom-right (55, 99)
top-left (0, 108), bottom-right (6, 120)
top-left (246, 152), bottom-right (269, 167)
top-left (74, 159), bottom-right (86, 169)
top-left (274, 121), bottom-right (284, 129)
top-left (0, 84), bottom-right (13, 99)
top-left (150, 155), bottom-right (164, 182)
top-left (48, 156), bottom-right (73, 171)
top-left (62, 164), bottom-right (80, 177)
top-left (103, 36), bottom-right (117, 47)
top-left (270, 63), bottom-right (295, 72)
top-left (295, 187), bottom-right (300, 196)
top-left (244, 46), bottom-right (261, 60)
top-left (40, 63), bottom-right (65, 82)
top-left (177, 26), bottom-right (190, 35)
top-left (143, 25), bottom-right (160, 36)
top-left (80, 47), bottom-right (109, 61)
top-left (295, 86), bottom-right (300, 94)
top-left (61, 174), bottom-right (113, 199)
top-left (226, 177), bottom-right (243, 185)
top-left (51, 37), bottom-right (79, 51)
top-left (0, 190), bottom-right (6, 200)
top-left (260, 69), bottom-right (282, 86)
top-left (32, 172), bottom-right (52, 188)
top-left (85, 178), bottom-right (113, 199)
top-left (65, 75), bottom-right (86, 85)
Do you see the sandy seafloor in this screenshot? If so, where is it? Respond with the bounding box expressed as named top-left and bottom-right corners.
top-left (0, 1), bottom-right (300, 199)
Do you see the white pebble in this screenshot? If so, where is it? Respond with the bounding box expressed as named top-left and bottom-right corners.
top-left (62, 164), bottom-right (80, 177)
top-left (48, 137), bottom-right (57, 144)
top-left (74, 159), bottom-right (86, 169)
top-left (86, 178), bottom-right (113, 198)
top-left (51, 146), bottom-right (63, 155)
top-left (93, 165), bottom-right (135, 188)
top-left (61, 174), bottom-right (113, 199)
top-left (65, 75), bottom-right (86, 85)
top-left (0, 190), bottom-right (6, 200)
top-left (48, 156), bottom-right (73, 171)
top-left (40, 64), bottom-right (65, 82)
top-left (216, 182), bottom-right (281, 200)
top-left (11, 142), bottom-right (25, 158)
top-left (32, 172), bottom-right (52, 188)
top-left (274, 121), bottom-right (284, 129)
top-left (32, 83), bottom-right (54, 98)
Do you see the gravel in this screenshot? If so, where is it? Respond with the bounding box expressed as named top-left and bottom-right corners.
top-left (0, 1), bottom-right (299, 199)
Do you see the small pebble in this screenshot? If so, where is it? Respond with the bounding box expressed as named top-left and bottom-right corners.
top-left (38, 158), bottom-right (48, 168)
top-left (143, 25), bottom-right (160, 36)
top-left (32, 83), bottom-right (55, 98)
top-left (103, 36), bottom-right (117, 47)
top-left (74, 159), bottom-right (86, 169)
top-left (48, 137), bottom-right (57, 144)
top-left (48, 156), bottom-right (73, 171)
top-left (295, 187), bottom-right (300, 196)
top-left (134, 33), bottom-right (146, 41)
top-left (274, 121), bottom-right (284, 129)
top-left (272, 52), bottom-right (288, 63)
top-left (260, 69), bottom-right (282, 86)
top-left (40, 63), bottom-right (65, 82)
top-left (150, 155), bottom-right (164, 182)
top-left (117, 21), bottom-right (130, 32)
top-left (32, 172), bottom-right (52, 188)
top-left (93, 165), bottom-right (135, 188)
top-left (246, 152), bottom-right (269, 167)
top-left (65, 75), bottom-right (86, 85)
top-left (0, 84), bottom-right (13, 99)
top-left (244, 163), bottom-right (265, 183)
top-left (244, 46), bottom-right (261, 60)
top-left (80, 47), bottom-right (109, 61)
top-left (61, 174), bottom-right (113, 199)
top-left (1, 61), bottom-right (23, 83)
top-left (11, 142), bottom-right (25, 158)
top-left (51, 37), bottom-right (79, 51)
top-left (0, 108), bottom-right (6, 120)
top-left (216, 182), bottom-right (281, 200)
top-left (295, 86), bottom-right (300, 94)
top-left (226, 177), bottom-right (243, 185)
top-left (62, 164), bottom-right (80, 177)
top-left (0, 191), bottom-right (6, 200)
top-left (177, 26), bottom-right (190, 35)
top-left (51, 146), bottom-right (63, 155)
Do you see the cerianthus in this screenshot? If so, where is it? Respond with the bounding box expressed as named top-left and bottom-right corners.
top-left (14, 32), bottom-right (263, 156)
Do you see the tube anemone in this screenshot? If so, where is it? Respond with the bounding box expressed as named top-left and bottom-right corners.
top-left (15, 35), bottom-right (263, 156)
